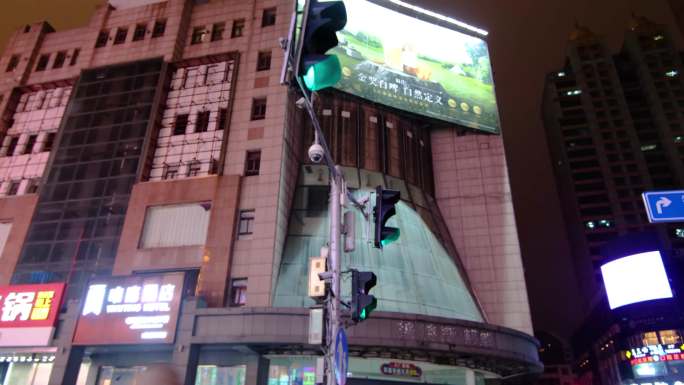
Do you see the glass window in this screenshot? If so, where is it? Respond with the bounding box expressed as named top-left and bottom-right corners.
top-left (95, 30), bottom-right (109, 48)
top-left (262, 7), bottom-right (277, 27)
top-left (196, 365), bottom-right (246, 385)
top-left (245, 150), bottom-right (261, 176)
top-left (163, 163), bottom-right (179, 180)
top-left (217, 108), bottom-right (227, 131)
top-left (6, 137), bottom-right (19, 156)
top-left (70, 49), bottom-right (80, 66)
top-left (53, 51), bottom-right (67, 69)
top-left (642, 331), bottom-right (659, 346)
top-left (174, 114), bottom-right (189, 135)
top-left (133, 23), bottom-right (147, 41)
top-left (211, 22), bottom-right (225, 41)
top-left (140, 202), bottom-right (211, 248)
top-left (659, 329), bottom-right (682, 344)
top-left (187, 160), bottom-right (201, 177)
top-left (256, 51), bottom-right (271, 71)
top-left (231, 19), bottom-right (245, 38)
top-left (6, 55), bottom-right (20, 72)
top-left (25, 135), bottom-right (37, 154)
top-left (237, 209), bottom-right (255, 239)
top-left (250, 98), bottom-right (267, 120)
top-left (35, 54), bottom-right (49, 72)
top-left (7, 180), bottom-right (20, 196)
top-left (196, 111), bottom-right (210, 133)
top-left (114, 27), bottom-right (128, 44)
top-left (43, 133), bottom-right (56, 152)
top-left (152, 19), bottom-right (166, 38)
top-left (191, 26), bottom-right (206, 44)
top-left (230, 279), bottom-right (247, 306)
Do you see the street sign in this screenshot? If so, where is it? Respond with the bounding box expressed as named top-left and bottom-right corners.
top-left (642, 190), bottom-right (684, 223)
top-left (334, 328), bottom-right (348, 385)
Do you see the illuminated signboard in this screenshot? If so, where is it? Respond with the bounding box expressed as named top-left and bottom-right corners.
top-left (73, 273), bottom-right (184, 345)
top-left (600, 251), bottom-right (673, 309)
top-left (628, 381), bottom-right (684, 385)
top-left (380, 362), bottom-right (422, 378)
top-left (626, 344), bottom-right (684, 366)
top-left (0, 283), bottom-right (65, 347)
top-left (330, 0), bottom-right (500, 133)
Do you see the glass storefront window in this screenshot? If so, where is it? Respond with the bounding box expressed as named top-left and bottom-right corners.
top-left (659, 329), bottom-right (682, 344)
top-left (96, 366), bottom-right (145, 385)
top-left (642, 331), bottom-right (659, 346)
top-left (2, 363), bottom-right (53, 385)
top-left (195, 365), bottom-right (246, 385)
top-left (267, 357), bottom-right (317, 385)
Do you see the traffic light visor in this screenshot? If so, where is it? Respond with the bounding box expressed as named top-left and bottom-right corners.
top-left (303, 54), bottom-right (342, 91)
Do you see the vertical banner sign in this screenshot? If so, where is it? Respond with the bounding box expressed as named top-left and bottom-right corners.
top-left (73, 273), bottom-right (184, 345)
top-left (0, 283), bottom-right (65, 347)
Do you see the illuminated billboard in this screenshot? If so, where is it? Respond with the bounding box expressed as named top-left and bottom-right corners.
top-left (330, 0), bottom-right (500, 133)
top-left (0, 283), bottom-right (65, 347)
top-left (601, 251), bottom-right (673, 309)
top-left (73, 273), bottom-right (184, 345)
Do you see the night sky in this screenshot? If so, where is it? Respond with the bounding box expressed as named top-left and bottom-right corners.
top-left (0, 0), bottom-right (681, 341)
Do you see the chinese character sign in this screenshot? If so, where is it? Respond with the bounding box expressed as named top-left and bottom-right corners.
top-left (0, 283), bottom-right (65, 328)
top-left (73, 273), bottom-right (184, 345)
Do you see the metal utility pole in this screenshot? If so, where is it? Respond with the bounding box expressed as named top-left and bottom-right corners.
top-left (326, 165), bottom-right (342, 385)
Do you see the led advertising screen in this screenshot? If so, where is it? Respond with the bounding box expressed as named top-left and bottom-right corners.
top-left (600, 251), bottom-right (673, 309)
top-left (330, 0), bottom-right (500, 133)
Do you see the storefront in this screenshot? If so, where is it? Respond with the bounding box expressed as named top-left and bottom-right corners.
top-left (0, 283), bottom-right (65, 385)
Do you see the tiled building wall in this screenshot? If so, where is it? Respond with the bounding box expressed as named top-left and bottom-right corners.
top-left (150, 60), bottom-right (234, 180)
top-left (431, 131), bottom-right (533, 334)
top-left (0, 87), bottom-right (71, 196)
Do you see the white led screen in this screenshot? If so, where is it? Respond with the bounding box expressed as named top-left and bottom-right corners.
top-left (600, 250), bottom-right (673, 309)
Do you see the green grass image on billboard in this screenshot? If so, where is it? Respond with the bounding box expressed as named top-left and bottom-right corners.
top-left (330, 0), bottom-right (500, 133)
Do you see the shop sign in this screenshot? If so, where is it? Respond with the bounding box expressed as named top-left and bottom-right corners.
top-left (73, 273), bottom-right (184, 345)
top-left (380, 362), bottom-right (422, 378)
top-left (0, 354), bottom-right (55, 363)
top-left (0, 283), bottom-right (65, 347)
top-left (627, 344), bottom-right (684, 366)
top-left (628, 381), bottom-right (684, 385)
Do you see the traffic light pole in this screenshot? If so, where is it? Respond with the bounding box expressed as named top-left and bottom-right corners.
top-left (327, 165), bottom-right (342, 385)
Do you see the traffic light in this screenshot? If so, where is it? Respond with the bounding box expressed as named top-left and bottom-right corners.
top-left (296, 0), bottom-right (347, 91)
top-left (351, 269), bottom-right (377, 322)
top-left (373, 186), bottom-right (400, 248)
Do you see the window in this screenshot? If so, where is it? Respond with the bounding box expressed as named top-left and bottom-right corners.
top-left (163, 163), bottom-right (179, 180)
top-left (262, 7), bottom-right (277, 27)
top-left (211, 22), bottom-right (225, 41)
top-left (174, 114), bottom-right (189, 135)
top-left (7, 181), bottom-right (20, 196)
top-left (23, 25), bottom-right (31, 33)
top-left (25, 135), bottom-right (37, 154)
top-left (25, 179), bottom-right (38, 194)
top-left (6, 55), bottom-right (20, 72)
top-left (256, 50), bottom-right (271, 71)
top-left (140, 202), bottom-right (211, 248)
top-left (114, 27), bottom-right (128, 44)
top-left (231, 19), bottom-right (245, 38)
top-left (191, 27), bottom-right (206, 44)
top-left (187, 160), bottom-right (201, 177)
top-left (216, 108), bottom-right (228, 131)
top-left (70, 49), bottom-right (80, 66)
top-left (152, 19), bottom-right (166, 38)
top-left (195, 111), bottom-right (210, 133)
top-left (35, 54), bottom-right (49, 72)
top-left (230, 279), bottom-right (247, 306)
top-left (53, 51), bottom-right (67, 69)
top-left (245, 150), bottom-right (261, 176)
top-left (0, 223), bottom-right (12, 258)
top-left (133, 23), bottom-right (147, 41)
top-left (250, 97), bottom-right (267, 120)
top-left (237, 209), bottom-right (255, 238)
top-left (95, 30), bottom-right (109, 48)
top-left (6, 137), bottom-right (19, 156)
top-left (43, 133), bottom-right (56, 152)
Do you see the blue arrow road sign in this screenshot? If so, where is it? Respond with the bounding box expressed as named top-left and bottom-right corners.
top-left (642, 190), bottom-right (684, 223)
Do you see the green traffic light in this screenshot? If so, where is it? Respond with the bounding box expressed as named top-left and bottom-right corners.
top-left (359, 297), bottom-right (377, 320)
top-left (381, 228), bottom-right (400, 247)
top-left (302, 55), bottom-right (342, 91)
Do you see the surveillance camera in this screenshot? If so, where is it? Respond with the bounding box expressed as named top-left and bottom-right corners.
top-left (295, 97), bottom-right (307, 109)
top-left (308, 143), bottom-right (325, 163)
top-left (278, 37), bottom-right (288, 50)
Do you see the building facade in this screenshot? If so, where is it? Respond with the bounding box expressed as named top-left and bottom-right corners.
top-left (543, 16), bottom-right (684, 385)
top-left (0, 0), bottom-right (539, 384)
